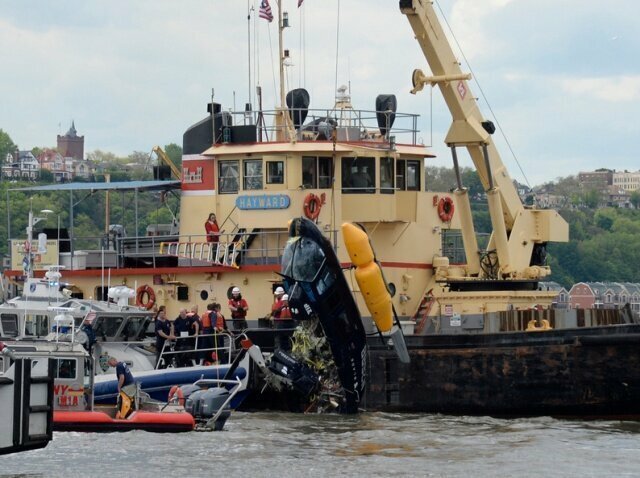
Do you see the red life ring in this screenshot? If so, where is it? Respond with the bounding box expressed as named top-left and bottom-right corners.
top-left (437, 197), bottom-right (455, 222)
top-left (168, 385), bottom-right (185, 406)
top-left (303, 193), bottom-right (322, 221)
top-left (136, 285), bottom-right (156, 310)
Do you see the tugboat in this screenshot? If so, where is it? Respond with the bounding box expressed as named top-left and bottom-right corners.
top-left (4, 1), bottom-right (640, 416)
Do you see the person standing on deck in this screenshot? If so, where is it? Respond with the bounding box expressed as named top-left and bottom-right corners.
top-left (108, 357), bottom-right (137, 418)
top-left (273, 293), bottom-right (293, 351)
top-left (173, 308), bottom-right (193, 367)
top-left (154, 309), bottom-right (175, 369)
top-left (228, 287), bottom-right (249, 332)
top-left (205, 213), bottom-right (220, 244)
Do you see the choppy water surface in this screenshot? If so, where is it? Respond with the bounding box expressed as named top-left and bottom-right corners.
top-left (4, 413), bottom-right (640, 477)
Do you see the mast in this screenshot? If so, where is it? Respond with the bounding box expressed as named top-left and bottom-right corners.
top-left (274, 0), bottom-right (296, 142)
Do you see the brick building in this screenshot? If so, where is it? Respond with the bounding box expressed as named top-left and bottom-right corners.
top-left (57, 121), bottom-right (84, 160)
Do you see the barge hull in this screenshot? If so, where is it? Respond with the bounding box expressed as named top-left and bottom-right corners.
top-left (364, 324), bottom-right (640, 417)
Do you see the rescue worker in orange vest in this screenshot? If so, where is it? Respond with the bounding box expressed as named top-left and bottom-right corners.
top-left (200, 303), bottom-right (215, 364)
top-left (273, 292), bottom-right (293, 351)
top-left (228, 287), bottom-right (249, 332)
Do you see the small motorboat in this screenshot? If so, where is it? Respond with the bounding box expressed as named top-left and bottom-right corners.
top-left (53, 404), bottom-right (194, 433)
top-left (3, 321), bottom-right (195, 434)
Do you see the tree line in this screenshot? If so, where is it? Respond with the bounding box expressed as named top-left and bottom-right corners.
top-left (425, 166), bottom-right (640, 288)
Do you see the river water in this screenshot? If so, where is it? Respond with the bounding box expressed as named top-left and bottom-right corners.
top-left (3, 412), bottom-right (640, 477)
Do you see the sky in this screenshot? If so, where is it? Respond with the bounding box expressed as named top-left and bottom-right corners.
top-left (1, 0), bottom-right (639, 186)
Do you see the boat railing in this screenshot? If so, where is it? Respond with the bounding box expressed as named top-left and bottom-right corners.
top-left (155, 332), bottom-right (234, 369)
top-left (10, 228), bottom-right (337, 273)
top-left (226, 107), bottom-right (422, 146)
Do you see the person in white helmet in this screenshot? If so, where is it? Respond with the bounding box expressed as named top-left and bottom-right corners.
top-left (270, 286), bottom-right (285, 320)
top-left (272, 289), bottom-right (293, 351)
top-left (228, 286), bottom-right (249, 331)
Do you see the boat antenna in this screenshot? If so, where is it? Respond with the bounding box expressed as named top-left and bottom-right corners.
top-left (333, 0), bottom-right (341, 102)
top-left (247, 0), bottom-right (253, 108)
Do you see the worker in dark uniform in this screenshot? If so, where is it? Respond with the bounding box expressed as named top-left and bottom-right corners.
top-left (154, 309), bottom-right (175, 368)
top-left (108, 357), bottom-right (137, 419)
top-left (173, 308), bottom-right (193, 367)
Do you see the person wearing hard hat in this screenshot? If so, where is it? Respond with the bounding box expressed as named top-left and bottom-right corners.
top-left (270, 286), bottom-right (285, 320)
top-left (228, 287), bottom-right (249, 332)
top-left (272, 288), bottom-right (293, 351)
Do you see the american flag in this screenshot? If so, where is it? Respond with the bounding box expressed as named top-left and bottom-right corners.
top-left (259, 0), bottom-right (273, 22)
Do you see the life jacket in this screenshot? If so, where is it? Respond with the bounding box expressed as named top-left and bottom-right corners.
top-left (201, 311), bottom-right (213, 329)
top-left (215, 312), bottom-right (227, 331)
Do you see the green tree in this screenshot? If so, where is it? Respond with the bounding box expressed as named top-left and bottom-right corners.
top-left (0, 129), bottom-right (18, 163)
top-left (582, 189), bottom-right (601, 209)
top-left (39, 169), bottom-right (54, 183)
top-left (631, 190), bottom-right (640, 209)
top-left (164, 143), bottom-right (183, 169)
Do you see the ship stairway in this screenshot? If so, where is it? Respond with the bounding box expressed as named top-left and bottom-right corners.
top-left (229, 228), bottom-right (261, 265)
top-left (413, 288), bottom-right (435, 335)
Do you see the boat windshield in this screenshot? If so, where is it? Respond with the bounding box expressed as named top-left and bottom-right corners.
top-left (281, 237), bottom-right (326, 283)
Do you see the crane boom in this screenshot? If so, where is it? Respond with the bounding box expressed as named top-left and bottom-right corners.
top-left (152, 146), bottom-right (182, 180)
top-left (400, 0), bottom-right (568, 280)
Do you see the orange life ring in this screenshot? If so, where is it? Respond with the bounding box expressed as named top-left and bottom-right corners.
top-left (303, 193), bottom-right (322, 221)
top-left (437, 197), bottom-right (455, 222)
top-left (136, 285), bottom-right (156, 310)
top-left (168, 385), bottom-right (185, 406)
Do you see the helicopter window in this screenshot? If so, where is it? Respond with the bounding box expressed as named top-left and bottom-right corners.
top-left (218, 160), bottom-right (239, 193)
top-left (380, 157), bottom-right (394, 194)
top-left (266, 161), bottom-right (284, 184)
top-left (282, 237), bottom-right (326, 282)
top-left (55, 359), bottom-right (77, 380)
top-left (243, 159), bottom-right (263, 190)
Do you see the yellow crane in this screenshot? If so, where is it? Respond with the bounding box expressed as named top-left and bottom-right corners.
top-left (152, 146), bottom-right (182, 180)
top-left (400, 0), bottom-right (568, 281)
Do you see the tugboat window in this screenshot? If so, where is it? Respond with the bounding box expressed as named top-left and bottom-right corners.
top-left (396, 159), bottom-right (406, 190)
top-left (302, 156), bottom-right (333, 189)
top-left (266, 161), bottom-right (284, 184)
top-left (407, 160), bottom-right (421, 191)
top-left (395, 159), bottom-right (420, 191)
top-left (243, 159), bottom-right (263, 190)
top-left (342, 157), bottom-right (375, 193)
top-left (380, 157), bottom-right (394, 194)
top-left (218, 160), bottom-right (239, 194)
top-left (302, 156), bottom-right (317, 188)
top-left (318, 157), bottom-right (333, 188)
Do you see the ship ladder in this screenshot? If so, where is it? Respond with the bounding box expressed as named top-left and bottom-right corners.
top-left (413, 289), bottom-right (435, 335)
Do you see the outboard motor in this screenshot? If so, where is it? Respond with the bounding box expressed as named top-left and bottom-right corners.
top-left (286, 88), bottom-right (310, 130)
top-left (375, 94), bottom-right (397, 138)
top-left (200, 388), bottom-right (232, 431)
top-left (268, 349), bottom-right (319, 396)
top-left (185, 388), bottom-right (207, 416)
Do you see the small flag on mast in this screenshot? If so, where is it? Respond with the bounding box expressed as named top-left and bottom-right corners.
top-left (259, 0), bottom-right (274, 22)
top-left (298, 0), bottom-right (304, 6)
